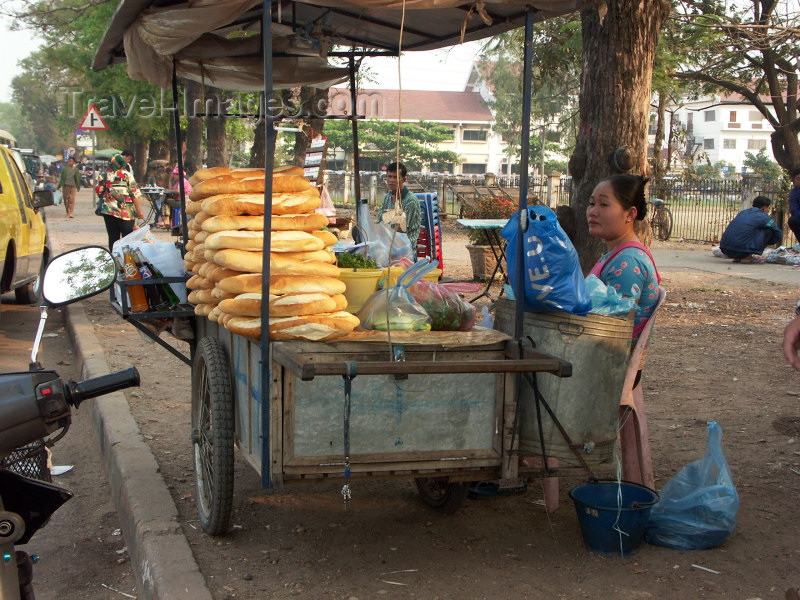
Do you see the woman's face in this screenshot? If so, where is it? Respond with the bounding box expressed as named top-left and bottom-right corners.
top-left (586, 180), bottom-right (635, 241)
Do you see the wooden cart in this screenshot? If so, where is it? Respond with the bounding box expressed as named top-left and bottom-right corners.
top-left (191, 320), bottom-right (570, 534)
top-left (94, 0), bottom-right (580, 536)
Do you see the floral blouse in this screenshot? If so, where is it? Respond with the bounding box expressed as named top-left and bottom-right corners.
top-left (95, 168), bottom-right (141, 220)
top-left (594, 246), bottom-right (659, 337)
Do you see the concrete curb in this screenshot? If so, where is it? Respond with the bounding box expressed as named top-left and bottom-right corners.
top-left (62, 283), bottom-right (212, 599)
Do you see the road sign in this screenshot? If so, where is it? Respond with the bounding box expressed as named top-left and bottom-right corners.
top-left (79, 104), bottom-right (108, 130)
top-left (76, 134), bottom-right (93, 148)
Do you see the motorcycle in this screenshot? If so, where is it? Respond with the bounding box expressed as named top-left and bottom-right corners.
top-left (80, 168), bottom-right (94, 188)
top-left (0, 246), bottom-right (140, 600)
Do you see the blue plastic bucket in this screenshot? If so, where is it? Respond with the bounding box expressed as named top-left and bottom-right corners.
top-left (569, 480), bottom-right (659, 556)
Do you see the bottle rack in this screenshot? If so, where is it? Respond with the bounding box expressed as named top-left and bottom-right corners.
top-left (111, 276), bottom-right (196, 365)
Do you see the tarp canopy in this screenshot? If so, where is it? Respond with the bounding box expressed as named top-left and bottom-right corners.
top-left (93, 0), bottom-right (585, 91)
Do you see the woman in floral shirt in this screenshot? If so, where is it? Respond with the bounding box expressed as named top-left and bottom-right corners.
top-left (587, 174), bottom-right (661, 343)
top-left (95, 154), bottom-right (144, 249)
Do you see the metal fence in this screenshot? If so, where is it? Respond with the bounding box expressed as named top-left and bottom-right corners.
top-left (323, 171), bottom-right (794, 246)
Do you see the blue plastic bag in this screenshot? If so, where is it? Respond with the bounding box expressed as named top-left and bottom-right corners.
top-left (645, 422), bottom-right (739, 550)
top-left (500, 206), bottom-right (591, 315)
top-left (585, 274), bottom-right (636, 317)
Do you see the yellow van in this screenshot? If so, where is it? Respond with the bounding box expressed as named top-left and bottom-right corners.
top-left (0, 144), bottom-right (54, 314)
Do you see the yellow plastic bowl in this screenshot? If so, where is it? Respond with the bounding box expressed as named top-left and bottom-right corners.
top-left (378, 267), bottom-right (442, 289)
top-left (338, 268), bottom-right (383, 314)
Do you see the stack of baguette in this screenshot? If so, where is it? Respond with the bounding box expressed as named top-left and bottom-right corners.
top-left (184, 166), bottom-right (359, 341)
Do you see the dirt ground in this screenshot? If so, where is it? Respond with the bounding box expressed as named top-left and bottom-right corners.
top-left (81, 223), bottom-right (800, 600)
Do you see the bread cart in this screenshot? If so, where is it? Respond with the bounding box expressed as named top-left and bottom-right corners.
top-left (94, 0), bottom-right (581, 535)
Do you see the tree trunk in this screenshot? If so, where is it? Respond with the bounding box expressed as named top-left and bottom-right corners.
top-left (148, 139), bottom-right (169, 161)
top-left (184, 80), bottom-right (204, 175)
top-left (568, 0), bottom-right (670, 271)
top-left (249, 119), bottom-right (266, 168)
top-left (650, 91), bottom-right (667, 183)
top-left (291, 87), bottom-right (328, 167)
top-left (206, 86), bottom-right (228, 168)
top-left (131, 142), bottom-right (148, 183)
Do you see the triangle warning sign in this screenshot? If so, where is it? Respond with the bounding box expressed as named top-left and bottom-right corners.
top-left (79, 104), bottom-right (108, 130)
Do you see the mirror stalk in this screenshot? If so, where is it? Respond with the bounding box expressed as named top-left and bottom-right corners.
top-left (29, 304), bottom-right (48, 371)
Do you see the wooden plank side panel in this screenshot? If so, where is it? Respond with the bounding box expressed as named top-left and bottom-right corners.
top-left (285, 368), bottom-right (502, 472)
top-left (269, 362), bottom-right (283, 488)
top-left (501, 372), bottom-right (518, 480)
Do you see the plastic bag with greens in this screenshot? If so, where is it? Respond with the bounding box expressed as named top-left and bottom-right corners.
top-left (357, 260), bottom-right (436, 332)
top-left (408, 280), bottom-right (477, 331)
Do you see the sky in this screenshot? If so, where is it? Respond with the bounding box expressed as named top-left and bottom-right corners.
top-left (0, 14), bottom-right (482, 105)
top-left (0, 18), bottom-right (41, 102)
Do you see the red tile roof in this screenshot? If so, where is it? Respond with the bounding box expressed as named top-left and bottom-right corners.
top-left (328, 88), bottom-right (492, 122)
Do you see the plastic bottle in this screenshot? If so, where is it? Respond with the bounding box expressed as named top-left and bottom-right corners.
top-left (122, 246), bottom-right (149, 312)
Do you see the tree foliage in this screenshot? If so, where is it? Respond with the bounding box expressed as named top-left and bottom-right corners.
top-left (477, 17), bottom-right (581, 173)
top-left (743, 147), bottom-right (783, 182)
top-left (323, 118), bottom-right (460, 171)
top-left (672, 0), bottom-right (800, 172)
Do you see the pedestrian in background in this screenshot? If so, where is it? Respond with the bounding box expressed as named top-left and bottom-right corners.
top-left (719, 196), bottom-right (782, 263)
top-left (57, 156), bottom-right (81, 218)
top-left (787, 168), bottom-right (800, 243)
top-left (95, 154), bottom-right (144, 250)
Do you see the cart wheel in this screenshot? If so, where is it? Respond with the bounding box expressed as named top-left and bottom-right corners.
top-left (191, 337), bottom-right (234, 535)
top-left (415, 478), bottom-right (469, 514)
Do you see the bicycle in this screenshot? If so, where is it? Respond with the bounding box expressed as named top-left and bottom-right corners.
top-left (650, 198), bottom-right (673, 241)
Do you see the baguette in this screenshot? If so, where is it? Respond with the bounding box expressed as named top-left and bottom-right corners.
top-left (185, 200), bottom-right (203, 215)
top-left (194, 303), bottom-right (215, 317)
top-left (187, 288), bottom-right (214, 304)
top-left (274, 249), bottom-right (336, 264)
top-left (207, 265), bottom-right (247, 283)
top-left (219, 293), bottom-right (264, 317)
top-left (212, 249), bottom-right (340, 277)
top-left (201, 194), bottom-right (265, 216)
top-left (190, 174), bottom-right (312, 201)
top-left (189, 167), bottom-right (230, 186)
top-left (210, 287), bottom-right (237, 301)
top-left (310, 230), bottom-right (339, 247)
top-left (269, 292), bottom-right (340, 317)
top-left (269, 274), bottom-right (346, 295)
top-left (224, 316), bottom-right (261, 339)
top-left (217, 273), bottom-right (263, 294)
top-left (205, 230), bottom-right (264, 252)
top-left (268, 311), bottom-right (360, 341)
top-left (271, 231), bottom-right (325, 253)
top-left (271, 189), bottom-right (321, 215)
top-left (186, 274), bottom-right (214, 290)
top-left (207, 305), bottom-right (222, 323)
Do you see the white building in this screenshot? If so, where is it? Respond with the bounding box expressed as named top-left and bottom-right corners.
top-left (656, 92), bottom-right (777, 173)
top-left (328, 87), bottom-right (501, 175)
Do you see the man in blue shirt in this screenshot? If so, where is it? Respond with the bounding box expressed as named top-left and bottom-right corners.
top-left (719, 195), bottom-right (783, 262)
top-left (378, 161), bottom-right (421, 252)
top-left (788, 168), bottom-right (800, 242)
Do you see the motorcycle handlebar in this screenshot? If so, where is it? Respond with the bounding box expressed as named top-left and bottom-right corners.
top-left (66, 366), bottom-right (141, 408)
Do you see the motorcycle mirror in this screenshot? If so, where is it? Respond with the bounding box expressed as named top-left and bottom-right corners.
top-left (42, 246), bottom-right (117, 306)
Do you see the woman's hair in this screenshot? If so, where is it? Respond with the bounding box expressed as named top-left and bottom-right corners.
top-left (601, 174), bottom-right (649, 221)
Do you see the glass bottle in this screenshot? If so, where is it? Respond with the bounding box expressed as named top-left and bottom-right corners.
top-left (132, 248), bottom-right (169, 311)
top-left (136, 248), bottom-right (180, 308)
top-left (122, 246), bottom-right (149, 312)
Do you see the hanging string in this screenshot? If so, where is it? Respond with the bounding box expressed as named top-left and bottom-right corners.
top-left (395, 0), bottom-right (407, 171)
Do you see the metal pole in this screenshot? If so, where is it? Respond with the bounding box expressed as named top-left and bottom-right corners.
top-left (259, 0), bottom-right (275, 490)
top-left (349, 55), bottom-right (362, 214)
top-left (171, 61), bottom-right (188, 251)
top-left (514, 8), bottom-right (534, 340)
